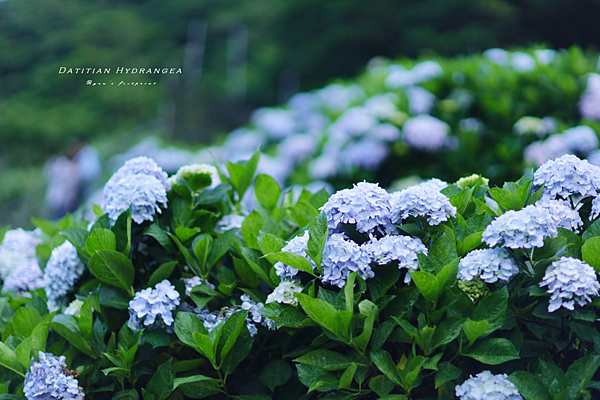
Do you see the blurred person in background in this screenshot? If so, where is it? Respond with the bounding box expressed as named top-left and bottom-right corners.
top-left (43, 150), bottom-right (80, 220)
top-left (71, 137), bottom-right (102, 205)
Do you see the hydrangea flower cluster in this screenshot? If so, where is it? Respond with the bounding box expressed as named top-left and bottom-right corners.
top-left (196, 303), bottom-right (263, 337)
top-left (540, 257), bottom-right (600, 312)
top-left (482, 205), bottom-right (557, 249)
top-left (362, 235), bottom-right (427, 283)
top-left (535, 199), bottom-right (583, 232)
top-left (0, 228), bottom-right (41, 280)
top-left (2, 259), bottom-right (45, 294)
top-left (183, 276), bottom-right (215, 296)
top-left (390, 184), bottom-right (457, 226)
top-left (320, 182), bottom-right (396, 234)
top-left (44, 242), bottom-right (86, 310)
top-left (102, 156), bottom-right (169, 224)
top-left (266, 279), bottom-right (304, 306)
top-left (417, 178), bottom-right (448, 192)
top-left (24, 352), bottom-right (85, 400)
top-left (456, 174), bottom-right (489, 189)
top-left (127, 279), bottom-right (181, 332)
top-left (458, 248), bottom-right (519, 283)
top-left (455, 370), bottom-right (522, 400)
top-left (274, 231), bottom-right (316, 279)
top-left (64, 299), bottom-right (85, 318)
top-left (458, 279), bottom-right (490, 303)
top-left (321, 233), bottom-right (373, 288)
top-left (401, 115), bottom-right (449, 152)
top-left (533, 154), bottom-right (600, 200)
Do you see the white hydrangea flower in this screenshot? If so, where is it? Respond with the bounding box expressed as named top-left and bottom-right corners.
top-left (390, 184), bottom-right (457, 226)
top-left (455, 370), bottom-right (523, 400)
top-left (540, 257), bottom-right (600, 312)
top-left (44, 242), bottom-right (86, 310)
top-left (459, 248), bottom-right (519, 283)
top-left (535, 198), bottom-right (583, 232)
top-left (183, 276), bottom-right (215, 297)
top-left (362, 235), bottom-right (427, 283)
top-left (402, 115), bottom-right (449, 152)
top-left (266, 280), bottom-right (304, 306)
top-left (533, 154), bottom-right (600, 200)
top-left (0, 228), bottom-right (41, 280)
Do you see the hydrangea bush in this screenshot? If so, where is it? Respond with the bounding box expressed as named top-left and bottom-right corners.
top-left (2, 150), bottom-right (600, 399)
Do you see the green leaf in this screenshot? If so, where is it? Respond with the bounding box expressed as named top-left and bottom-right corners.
top-left (79, 296), bottom-right (94, 340)
top-left (296, 293), bottom-right (349, 342)
top-left (218, 311), bottom-right (248, 362)
top-left (429, 234), bottom-right (458, 272)
top-left (294, 349), bottom-right (353, 371)
top-left (565, 356), bottom-right (600, 400)
top-left (175, 312), bottom-right (207, 348)
top-left (255, 174), bottom-right (281, 210)
top-left (85, 228), bottom-right (116, 254)
top-left (306, 213), bottom-right (328, 274)
top-left (462, 319), bottom-right (489, 345)
top-left (241, 211), bottom-right (264, 250)
top-left (227, 149), bottom-right (260, 200)
top-left (583, 218), bottom-right (600, 242)
top-left (368, 375), bottom-right (394, 397)
top-left (582, 236), bottom-right (600, 272)
top-left (370, 350), bottom-right (402, 386)
top-left (177, 375), bottom-right (221, 399)
top-left (240, 247), bottom-right (274, 288)
top-left (488, 187), bottom-right (521, 211)
top-left (266, 251), bottom-right (316, 276)
top-left (193, 332), bottom-right (216, 364)
top-left (258, 232), bottom-right (285, 255)
top-left (88, 250), bottom-right (135, 295)
top-left (465, 338), bottom-right (520, 365)
top-left (207, 229), bottom-right (237, 268)
top-left (0, 341), bottom-right (25, 376)
top-left (146, 359), bottom-right (174, 400)
top-left (220, 322), bottom-right (252, 376)
top-left (112, 207), bottom-right (132, 255)
top-left (143, 329), bottom-right (172, 349)
top-left (11, 307), bottom-right (42, 338)
top-left (144, 223), bottom-right (174, 252)
top-left (50, 314), bottom-right (96, 358)
top-left (175, 225), bottom-right (201, 242)
top-left (173, 375), bottom-right (220, 390)
top-left (508, 371), bottom-right (553, 400)
top-left (147, 261), bottom-right (177, 288)
top-left (458, 231), bottom-right (483, 256)
top-left (15, 336), bottom-right (31, 369)
top-left (99, 286), bottom-right (130, 309)
top-left (472, 286), bottom-right (508, 336)
top-left (259, 360), bottom-right (293, 391)
top-left (430, 317), bottom-right (464, 351)
top-left (338, 363), bottom-right (357, 390)
top-left (193, 234), bottom-right (213, 272)
top-left (196, 184), bottom-right (231, 205)
top-left (167, 232), bottom-right (201, 275)
top-left (61, 228), bottom-right (90, 257)
top-left (410, 271), bottom-right (440, 303)
top-left (435, 362), bottom-right (461, 389)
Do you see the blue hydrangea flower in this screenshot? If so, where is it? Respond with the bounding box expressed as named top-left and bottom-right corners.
top-left (2, 260), bottom-right (44, 294)
top-left (216, 214), bottom-right (245, 233)
top-left (241, 294), bottom-right (273, 331)
top-left (102, 174), bottom-right (168, 225)
top-left (459, 248), bottom-right (519, 283)
top-left (561, 126), bottom-right (599, 154)
top-left (108, 156), bottom-right (170, 191)
top-left (266, 279), bottom-right (304, 306)
top-left (44, 242), bottom-right (86, 310)
top-left (321, 233), bottom-right (373, 288)
top-left (482, 205), bottom-right (557, 249)
top-left (417, 178), bottom-right (448, 192)
top-left (362, 235), bottom-right (428, 283)
top-left (274, 231), bottom-right (316, 279)
top-left (24, 351), bottom-right (85, 400)
top-left (533, 154), bottom-right (600, 200)
top-left (455, 370), bottom-right (522, 400)
top-left (339, 139), bottom-right (389, 172)
top-left (183, 276), bottom-right (215, 297)
top-left (196, 304), bottom-right (261, 337)
top-left (406, 86), bottom-right (437, 115)
top-left (535, 199), bottom-right (583, 232)
top-left (591, 196), bottom-right (600, 221)
top-left (0, 228), bottom-right (41, 280)
top-left (540, 257), bottom-right (600, 312)
top-left (128, 279), bottom-right (181, 332)
top-left (390, 184), bottom-right (457, 226)
top-left (321, 182), bottom-right (396, 234)
top-left (402, 115), bottom-right (449, 152)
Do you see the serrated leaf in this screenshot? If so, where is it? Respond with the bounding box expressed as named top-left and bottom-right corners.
top-left (465, 338), bottom-right (519, 365)
top-left (293, 349), bottom-right (353, 371)
top-left (85, 228), bottom-right (116, 254)
top-left (147, 261), bottom-right (177, 288)
top-left (255, 174), bottom-right (281, 210)
top-left (88, 250), bottom-right (135, 294)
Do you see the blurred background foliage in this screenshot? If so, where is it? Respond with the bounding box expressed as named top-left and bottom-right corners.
top-left (2, 0), bottom-right (600, 221)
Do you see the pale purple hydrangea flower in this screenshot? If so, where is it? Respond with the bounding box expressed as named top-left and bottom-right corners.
top-left (308, 150), bottom-right (340, 180)
top-left (402, 115), bottom-right (449, 152)
top-left (266, 279), bottom-right (304, 306)
top-left (411, 60), bottom-right (444, 82)
top-left (316, 84), bottom-right (365, 112)
top-left (385, 65), bottom-right (415, 88)
top-left (363, 94), bottom-right (399, 120)
top-left (524, 137), bottom-right (569, 167)
top-left (482, 205), bottom-right (557, 249)
top-left (277, 134), bottom-right (317, 164)
top-left (368, 123), bottom-right (402, 142)
top-left (321, 233), bottom-right (373, 288)
top-left (459, 248), bottom-right (519, 283)
top-left (579, 73), bottom-right (600, 121)
top-left (102, 174), bottom-right (168, 224)
top-left (587, 149), bottom-right (600, 166)
top-left (533, 154), bottom-right (600, 199)
top-left (0, 228), bottom-right (41, 280)
top-left (483, 48), bottom-right (509, 65)
top-left (390, 184), bottom-right (457, 226)
top-left (107, 156), bottom-right (170, 192)
top-left (561, 126), bottom-right (599, 154)
top-left (274, 231), bottom-right (316, 279)
top-left (216, 214), bottom-right (245, 233)
top-left (591, 196), bottom-right (600, 220)
top-left (540, 257), bottom-right (600, 312)
top-left (320, 182), bottom-right (396, 234)
top-left (339, 139), bottom-right (389, 171)
top-left (534, 49), bottom-right (558, 65)
top-left (2, 261), bottom-right (45, 294)
top-left (416, 178), bottom-right (448, 192)
top-left (362, 235), bottom-right (427, 283)
top-left (330, 107), bottom-right (379, 141)
top-left (184, 276), bottom-right (215, 297)
top-left (24, 352), bottom-right (84, 400)
top-left (240, 294), bottom-right (273, 331)
top-left (535, 199), bottom-right (583, 232)
top-left (460, 118), bottom-right (485, 133)
top-left (455, 370), bottom-right (522, 400)
top-left (510, 52), bottom-right (536, 72)
top-left (128, 279), bottom-right (181, 332)
top-left (44, 242), bottom-right (86, 310)
top-left (251, 108), bottom-right (298, 140)
top-left (196, 304), bottom-right (261, 337)
top-left (406, 86), bottom-right (437, 115)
